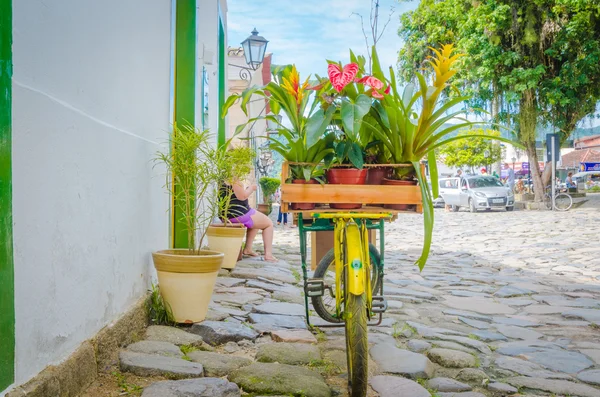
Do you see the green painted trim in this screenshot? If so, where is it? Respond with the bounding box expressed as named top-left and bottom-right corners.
top-left (0, 0), bottom-right (14, 390)
top-left (217, 17), bottom-right (226, 149)
top-left (172, 0), bottom-right (197, 249)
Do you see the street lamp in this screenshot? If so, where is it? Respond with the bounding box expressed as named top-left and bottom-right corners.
top-left (511, 156), bottom-right (516, 170)
top-left (228, 29), bottom-right (269, 82)
top-left (241, 28), bottom-right (269, 71)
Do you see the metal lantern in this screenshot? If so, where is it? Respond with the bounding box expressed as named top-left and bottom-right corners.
top-left (241, 28), bottom-right (269, 71)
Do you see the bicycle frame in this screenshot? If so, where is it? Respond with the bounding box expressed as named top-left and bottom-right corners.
top-left (297, 212), bottom-right (391, 328)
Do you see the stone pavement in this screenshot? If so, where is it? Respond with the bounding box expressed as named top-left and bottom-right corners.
top-left (116, 202), bottom-right (600, 396)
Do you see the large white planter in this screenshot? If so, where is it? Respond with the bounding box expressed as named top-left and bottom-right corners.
top-left (152, 249), bottom-right (223, 324)
top-left (207, 224), bottom-right (246, 270)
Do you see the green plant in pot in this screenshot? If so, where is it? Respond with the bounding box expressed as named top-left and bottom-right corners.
top-left (152, 124), bottom-right (224, 324)
top-left (223, 65), bottom-right (335, 210)
top-left (309, 51), bottom-right (394, 207)
top-left (365, 44), bottom-right (518, 269)
top-left (206, 143), bottom-right (255, 270)
top-left (258, 177), bottom-right (280, 215)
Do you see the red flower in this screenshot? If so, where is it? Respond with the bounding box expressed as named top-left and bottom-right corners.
top-left (328, 63), bottom-right (359, 92)
top-left (356, 76), bottom-right (384, 90)
top-left (356, 76), bottom-right (389, 99)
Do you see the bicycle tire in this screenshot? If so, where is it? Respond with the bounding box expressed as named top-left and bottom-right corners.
top-left (554, 193), bottom-right (573, 211)
top-left (345, 293), bottom-right (368, 397)
top-left (544, 194), bottom-right (552, 210)
top-left (311, 244), bottom-right (382, 323)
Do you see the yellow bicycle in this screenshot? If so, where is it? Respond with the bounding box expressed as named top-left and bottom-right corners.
top-left (299, 212), bottom-right (391, 397)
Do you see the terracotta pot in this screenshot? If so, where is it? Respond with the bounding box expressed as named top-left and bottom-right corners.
top-left (152, 249), bottom-right (223, 324)
top-left (366, 167), bottom-right (388, 185)
top-left (290, 179), bottom-right (317, 210)
top-left (326, 168), bottom-right (368, 209)
top-left (382, 178), bottom-right (418, 210)
top-left (257, 203), bottom-right (271, 215)
top-left (207, 224), bottom-right (246, 270)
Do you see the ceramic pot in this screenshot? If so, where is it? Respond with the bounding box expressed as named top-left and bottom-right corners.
top-left (290, 179), bottom-right (318, 210)
top-left (366, 167), bottom-right (388, 185)
top-left (326, 168), bottom-right (368, 209)
top-left (152, 249), bottom-right (223, 323)
top-left (382, 178), bottom-right (418, 210)
top-left (207, 224), bottom-right (246, 270)
top-left (257, 203), bottom-right (271, 215)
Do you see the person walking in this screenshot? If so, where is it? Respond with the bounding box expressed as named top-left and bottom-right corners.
top-left (505, 163), bottom-right (515, 192)
top-left (275, 188), bottom-right (288, 226)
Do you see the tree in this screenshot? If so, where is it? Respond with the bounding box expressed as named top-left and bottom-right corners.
top-left (398, 0), bottom-right (600, 201)
top-left (438, 129), bottom-right (503, 172)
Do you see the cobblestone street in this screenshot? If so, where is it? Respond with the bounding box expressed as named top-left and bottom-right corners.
top-left (90, 199), bottom-right (600, 397)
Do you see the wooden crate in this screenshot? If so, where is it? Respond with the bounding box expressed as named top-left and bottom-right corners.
top-left (281, 162), bottom-right (424, 214)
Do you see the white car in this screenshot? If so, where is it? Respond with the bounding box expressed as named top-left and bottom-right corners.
top-left (439, 176), bottom-right (515, 212)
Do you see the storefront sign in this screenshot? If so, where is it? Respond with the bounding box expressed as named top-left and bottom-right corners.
top-left (581, 162), bottom-right (600, 172)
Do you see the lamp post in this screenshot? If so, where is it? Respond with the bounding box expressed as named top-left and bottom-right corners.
top-left (511, 156), bottom-right (516, 170)
top-left (228, 29), bottom-right (269, 82)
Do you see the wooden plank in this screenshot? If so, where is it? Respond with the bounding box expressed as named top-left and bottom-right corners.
top-left (282, 183), bottom-right (422, 205)
top-left (288, 206), bottom-right (417, 215)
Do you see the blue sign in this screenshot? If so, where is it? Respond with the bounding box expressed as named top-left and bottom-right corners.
top-left (580, 162), bottom-right (600, 172)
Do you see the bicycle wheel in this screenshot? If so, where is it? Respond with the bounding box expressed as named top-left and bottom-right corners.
top-left (554, 193), bottom-right (573, 211)
top-left (544, 194), bottom-right (552, 210)
top-left (311, 244), bottom-right (381, 323)
top-left (345, 293), bottom-right (368, 397)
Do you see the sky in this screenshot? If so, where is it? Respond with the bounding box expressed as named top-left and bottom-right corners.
top-left (227, 0), bottom-right (419, 80)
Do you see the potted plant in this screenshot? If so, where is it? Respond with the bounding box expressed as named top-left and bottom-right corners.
top-left (223, 65), bottom-right (335, 210)
top-left (206, 143), bottom-right (255, 270)
top-left (152, 125), bottom-right (224, 324)
top-left (365, 44), bottom-right (517, 268)
top-left (308, 52), bottom-right (394, 207)
top-left (258, 177), bottom-right (280, 215)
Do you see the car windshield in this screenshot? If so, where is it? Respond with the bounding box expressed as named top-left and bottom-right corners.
top-left (469, 177), bottom-right (503, 188)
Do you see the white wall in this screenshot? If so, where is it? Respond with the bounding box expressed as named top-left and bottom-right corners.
top-left (11, 0), bottom-right (171, 385)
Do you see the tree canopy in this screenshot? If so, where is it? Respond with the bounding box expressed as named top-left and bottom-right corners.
top-left (438, 129), bottom-right (503, 172)
top-left (398, 0), bottom-right (600, 200)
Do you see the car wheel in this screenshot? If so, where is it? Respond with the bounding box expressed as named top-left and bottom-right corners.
top-left (506, 206), bottom-right (514, 212)
top-left (451, 205), bottom-right (459, 212)
top-left (469, 198), bottom-right (477, 213)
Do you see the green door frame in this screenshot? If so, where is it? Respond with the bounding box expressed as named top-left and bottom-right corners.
top-left (217, 14), bottom-right (226, 149)
top-left (172, 0), bottom-right (197, 249)
top-left (0, 0), bottom-right (15, 391)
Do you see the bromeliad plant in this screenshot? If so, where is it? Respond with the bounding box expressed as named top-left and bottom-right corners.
top-left (223, 65), bottom-right (335, 182)
top-left (364, 44), bottom-right (516, 269)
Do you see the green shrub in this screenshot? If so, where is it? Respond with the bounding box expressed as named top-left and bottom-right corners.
top-left (259, 177), bottom-right (281, 204)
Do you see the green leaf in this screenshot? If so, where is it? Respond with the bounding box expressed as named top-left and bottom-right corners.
top-left (335, 141), bottom-right (347, 163)
top-left (348, 142), bottom-right (364, 169)
top-left (305, 105), bottom-right (336, 147)
top-left (302, 167), bottom-right (312, 182)
top-left (428, 151), bottom-right (439, 198)
top-left (413, 161), bottom-right (433, 271)
top-left (341, 94), bottom-right (372, 141)
top-left (222, 94), bottom-right (240, 117)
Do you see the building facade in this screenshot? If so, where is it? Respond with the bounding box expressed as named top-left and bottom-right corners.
top-left (0, 1), bottom-right (229, 395)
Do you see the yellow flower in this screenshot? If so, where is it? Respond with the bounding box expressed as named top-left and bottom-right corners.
top-left (426, 44), bottom-right (464, 88)
top-left (281, 65), bottom-right (310, 106)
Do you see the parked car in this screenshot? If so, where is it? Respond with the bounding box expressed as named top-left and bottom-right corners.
top-left (439, 176), bottom-right (515, 212)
